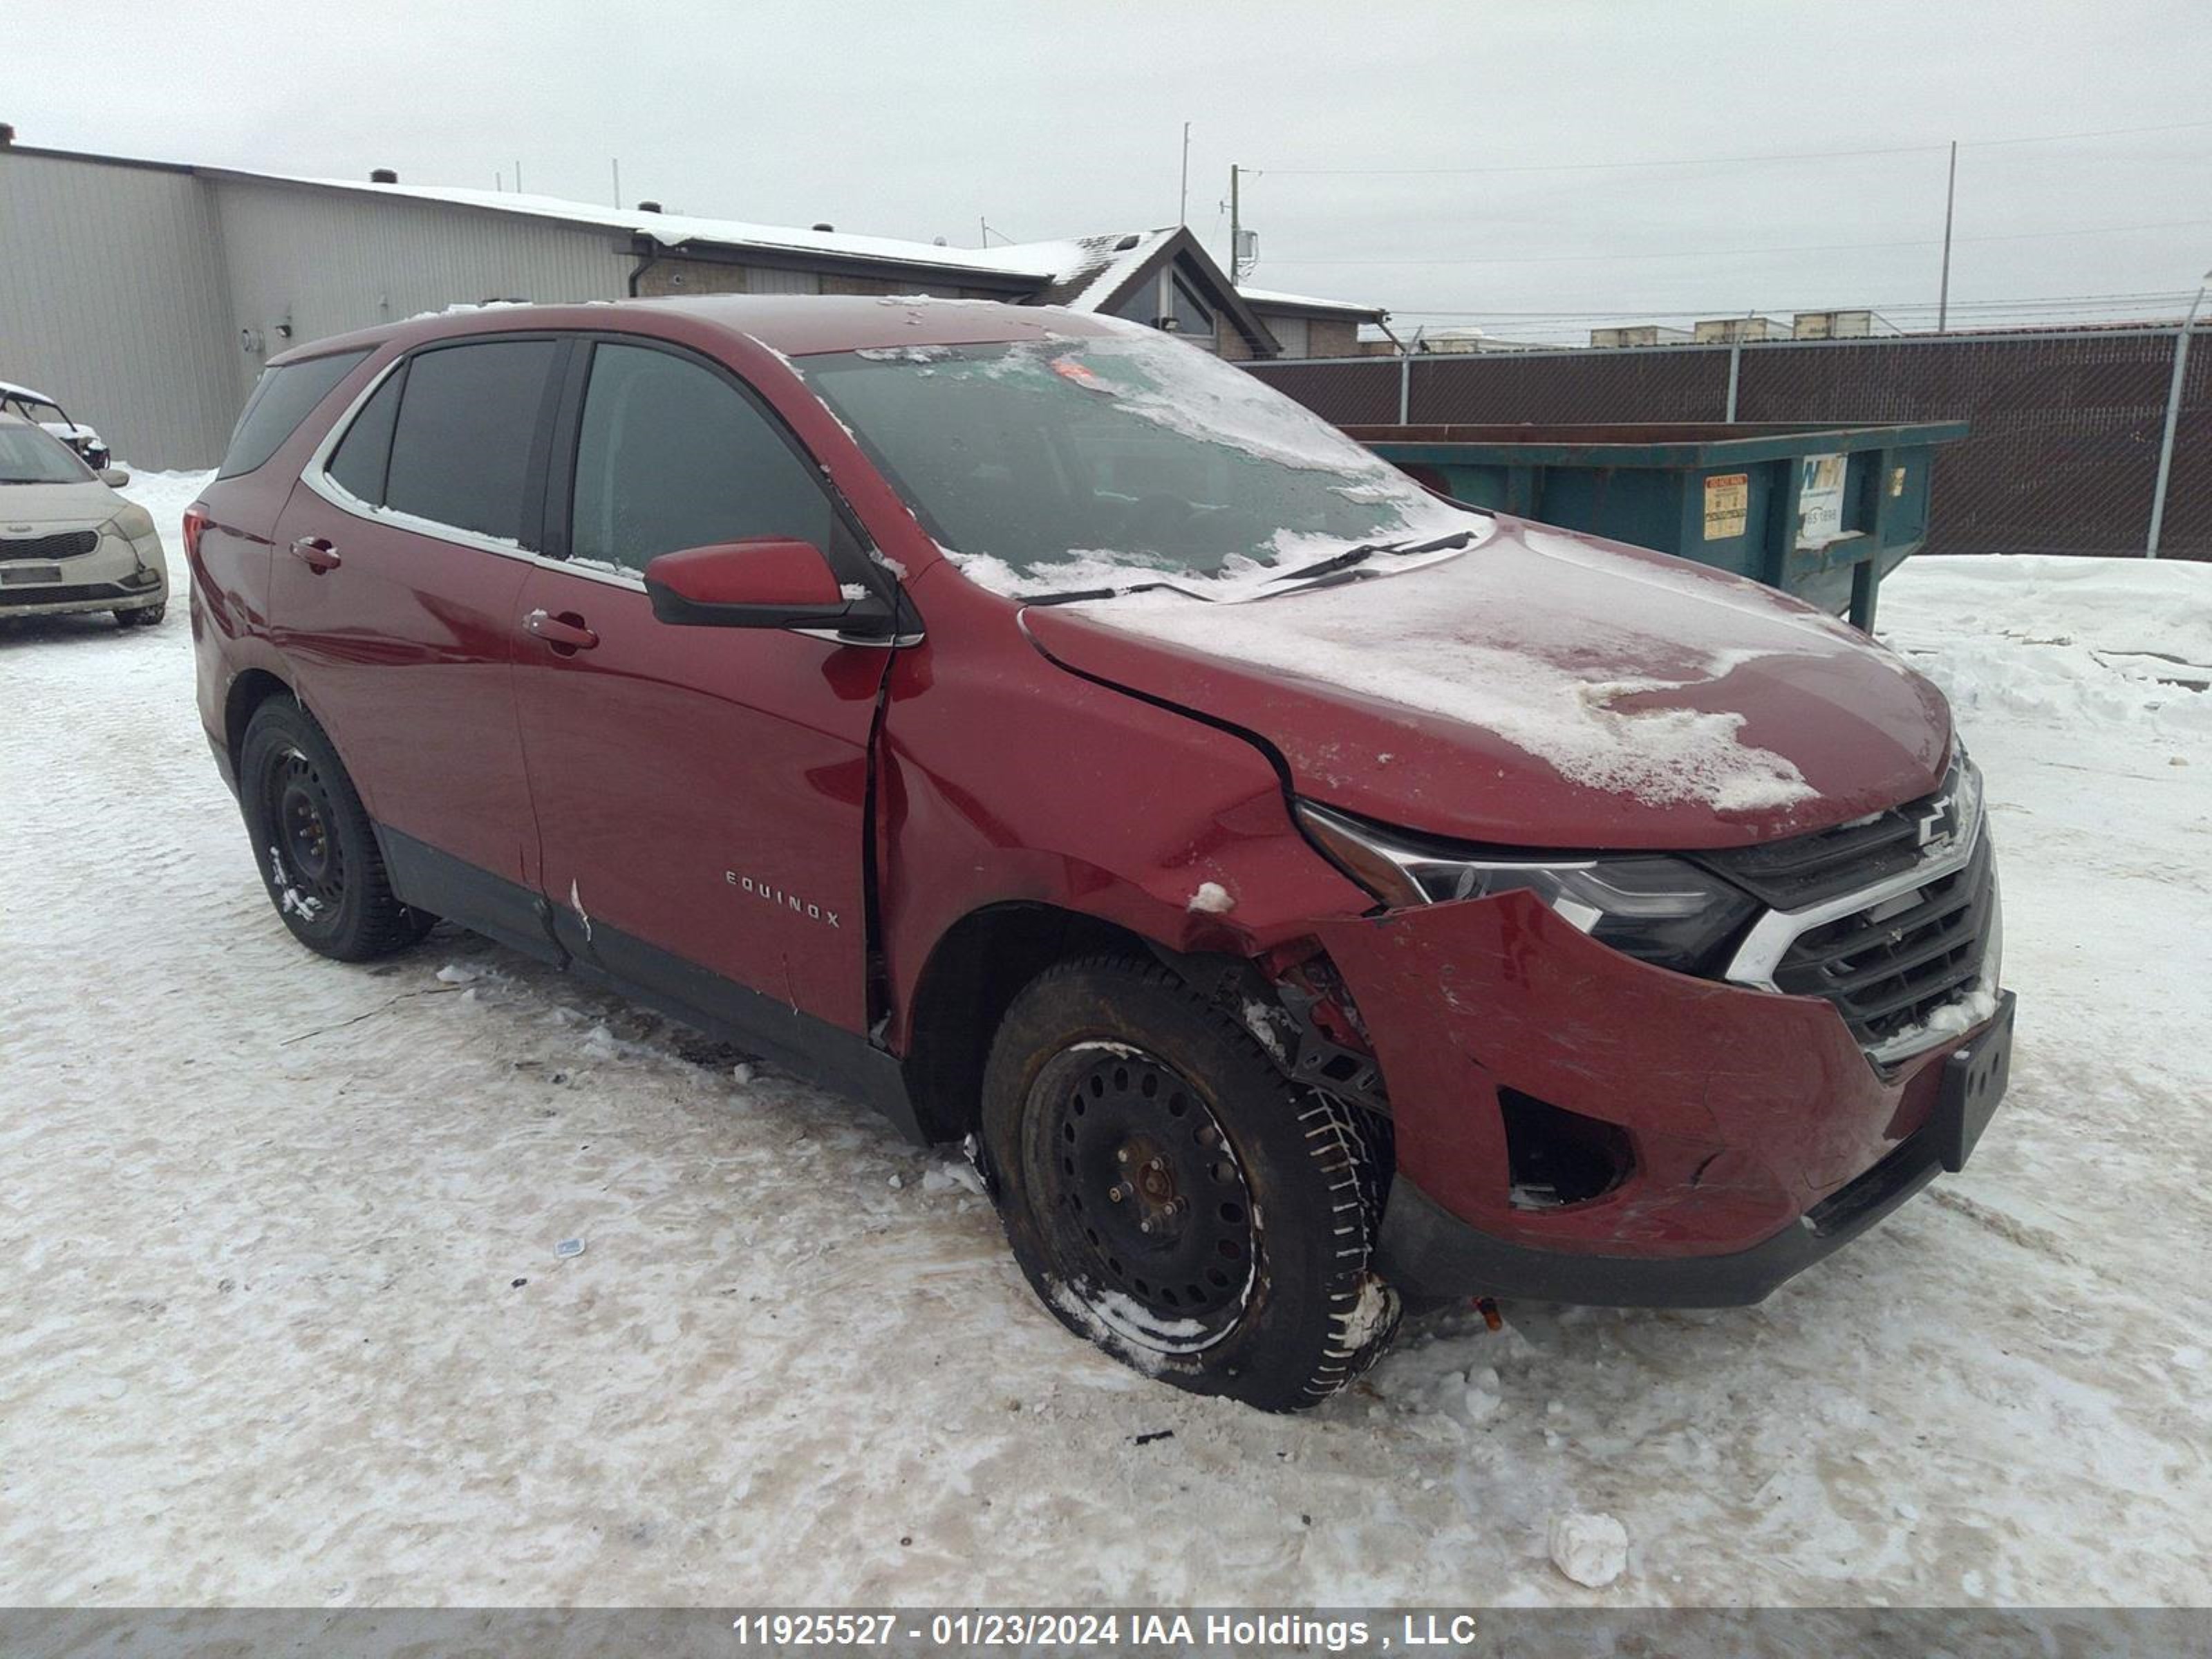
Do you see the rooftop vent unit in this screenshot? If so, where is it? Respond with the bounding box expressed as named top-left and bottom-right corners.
top-left (637, 200), bottom-right (663, 213)
top-left (370, 167), bottom-right (398, 183)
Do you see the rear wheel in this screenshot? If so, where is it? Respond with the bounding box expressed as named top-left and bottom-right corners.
top-left (982, 955), bottom-right (1398, 1412)
top-left (238, 699), bottom-right (434, 961)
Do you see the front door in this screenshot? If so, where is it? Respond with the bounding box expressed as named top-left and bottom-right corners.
top-left (512, 338), bottom-right (890, 1036)
top-left (270, 336), bottom-right (562, 950)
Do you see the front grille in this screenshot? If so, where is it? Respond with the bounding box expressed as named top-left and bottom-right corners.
top-left (0, 579), bottom-right (138, 606)
top-left (1, 530), bottom-right (99, 562)
top-left (1696, 775), bottom-right (1958, 909)
top-left (1771, 830), bottom-right (1997, 1049)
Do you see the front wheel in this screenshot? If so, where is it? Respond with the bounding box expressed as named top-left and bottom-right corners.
top-left (982, 955), bottom-right (1399, 1412)
top-left (115, 603), bottom-right (165, 628)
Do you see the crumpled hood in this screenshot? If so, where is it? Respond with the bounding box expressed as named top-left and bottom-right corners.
top-left (1020, 516), bottom-right (1950, 850)
top-left (0, 480), bottom-right (121, 529)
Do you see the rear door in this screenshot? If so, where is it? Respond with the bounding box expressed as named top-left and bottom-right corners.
top-left (512, 337), bottom-right (890, 1033)
top-left (270, 336), bottom-right (563, 950)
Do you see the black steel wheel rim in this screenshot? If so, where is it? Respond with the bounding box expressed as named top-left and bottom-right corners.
top-left (1029, 1042), bottom-right (1257, 1351)
top-left (263, 745), bottom-right (345, 917)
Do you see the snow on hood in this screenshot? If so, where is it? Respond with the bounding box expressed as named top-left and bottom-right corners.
top-left (0, 478), bottom-right (123, 527)
top-left (1022, 518), bottom-right (1952, 849)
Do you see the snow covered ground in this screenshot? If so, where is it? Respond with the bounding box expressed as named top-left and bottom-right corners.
top-left (2, 475), bottom-right (2208, 1609)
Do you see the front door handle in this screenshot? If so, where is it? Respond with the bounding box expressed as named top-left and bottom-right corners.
top-left (524, 608), bottom-right (599, 653)
top-left (288, 536), bottom-right (341, 573)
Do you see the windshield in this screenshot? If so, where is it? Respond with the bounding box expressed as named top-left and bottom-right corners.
top-left (799, 328), bottom-right (1480, 597)
top-left (0, 424), bottom-right (93, 485)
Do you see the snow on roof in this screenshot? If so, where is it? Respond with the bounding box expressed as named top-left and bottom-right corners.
top-left (1, 379), bottom-right (59, 403)
top-left (222, 169), bottom-right (1189, 310)
top-left (1236, 284), bottom-right (1386, 319)
top-left (997, 228), bottom-right (1180, 310)
top-left (233, 171), bottom-right (1066, 280)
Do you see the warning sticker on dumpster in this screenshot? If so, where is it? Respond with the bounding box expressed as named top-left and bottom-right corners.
top-left (1703, 473), bottom-right (1750, 540)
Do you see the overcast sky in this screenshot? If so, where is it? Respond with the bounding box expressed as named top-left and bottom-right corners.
top-left (11, 0), bottom-right (2209, 341)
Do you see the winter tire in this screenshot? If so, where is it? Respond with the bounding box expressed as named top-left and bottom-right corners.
top-left (115, 604), bottom-right (165, 628)
top-left (238, 698), bottom-right (435, 962)
top-left (982, 954), bottom-right (1400, 1412)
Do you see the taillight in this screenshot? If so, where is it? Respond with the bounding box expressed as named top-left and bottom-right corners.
top-left (182, 504), bottom-right (207, 563)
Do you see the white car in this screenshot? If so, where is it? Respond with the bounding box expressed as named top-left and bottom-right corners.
top-left (0, 414), bottom-right (168, 626)
top-left (0, 379), bottom-right (111, 471)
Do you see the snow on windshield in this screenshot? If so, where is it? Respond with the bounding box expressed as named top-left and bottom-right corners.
top-left (1074, 522), bottom-right (1834, 813)
top-left (801, 324), bottom-right (1481, 596)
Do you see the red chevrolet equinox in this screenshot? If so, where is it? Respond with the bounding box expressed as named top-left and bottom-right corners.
top-left (188, 297), bottom-right (2013, 1410)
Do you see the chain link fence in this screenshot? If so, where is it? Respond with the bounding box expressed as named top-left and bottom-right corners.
top-left (1248, 327), bottom-right (2209, 561)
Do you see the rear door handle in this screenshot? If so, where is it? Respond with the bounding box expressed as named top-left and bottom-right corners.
top-left (524, 608), bottom-right (599, 653)
top-left (288, 536), bottom-right (341, 572)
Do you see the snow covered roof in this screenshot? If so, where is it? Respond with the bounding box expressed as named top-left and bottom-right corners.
top-left (198, 168), bottom-right (1382, 324)
top-left (1236, 284), bottom-right (1387, 321)
top-left (205, 169), bottom-right (1067, 284)
top-left (1, 379), bottom-right (59, 404)
top-left (1000, 228), bottom-right (1181, 310)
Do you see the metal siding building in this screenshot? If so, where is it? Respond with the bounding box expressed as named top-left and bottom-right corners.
top-left (210, 176), bottom-right (624, 380)
top-left (1, 151), bottom-right (244, 469)
top-left (2, 149), bottom-right (639, 468)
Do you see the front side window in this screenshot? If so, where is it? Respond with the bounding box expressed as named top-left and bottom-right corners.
top-left (382, 339), bottom-right (557, 546)
top-left (798, 326), bottom-right (1476, 594)
top-left (568, 341), bottom-right (837, 574)
top-left (219, 349), bottom-right (372, 480)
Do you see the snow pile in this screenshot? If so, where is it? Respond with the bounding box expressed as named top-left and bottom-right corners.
top-left (1548, 1512), bottom-right (1629, 1588)
top-left (1880, 554), bottom-right (2212, 740)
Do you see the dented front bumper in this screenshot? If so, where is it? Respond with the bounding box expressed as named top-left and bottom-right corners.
top-left (1316, 891), bottom-right (2013, 1307)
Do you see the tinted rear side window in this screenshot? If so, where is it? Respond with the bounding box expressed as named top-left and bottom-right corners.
top-left (384, 340), bottom-right (556, 546)
top-left (570, 341), bottom-right (836, 572)
top-left (326, 368), bottom-right (404, 505)
top-left (218, 349), bottom-right (372, 479)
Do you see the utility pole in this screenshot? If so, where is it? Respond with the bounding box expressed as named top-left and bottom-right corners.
top-left (1937, 140), bottom-right (1958, 333)
top-left (1228, 165), bottom-right (1241, 283)
top-left (515, 160), bottom-right (524, 195)
top-left (2147, 270), bottom-right (2212, 560)
top-left (1179, 122), bottom-right (1191, 227)
top-left (611, 157), bottom-right (621, 209)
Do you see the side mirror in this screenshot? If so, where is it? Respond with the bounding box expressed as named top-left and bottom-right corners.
top-left (642, 537), bottom-right (892, 637)
top-left (100, 467), bottom-right (131, 487)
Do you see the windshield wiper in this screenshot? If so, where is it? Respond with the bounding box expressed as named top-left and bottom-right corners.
top-left (1259, 530), bottom-right (1473, 589)
top-left (1015, 530), bottom-right (1477, 607)
top-left (1022, 579), bottom-right (1208, 607)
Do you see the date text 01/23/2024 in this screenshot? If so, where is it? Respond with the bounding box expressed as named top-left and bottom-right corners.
top-left (727, 1611), bottom-right (1488, 1649)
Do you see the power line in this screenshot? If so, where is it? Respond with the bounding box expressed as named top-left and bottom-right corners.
top-left (1255, 117), bottom-right (2212, 178)
top-left (1266, 217), bottom-right (2212, 268)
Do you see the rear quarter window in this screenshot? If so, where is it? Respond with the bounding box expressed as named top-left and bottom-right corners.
top-left (218, 349), bottom-right (373, 480)
top-left (325, 368), bottom-right (404, 506)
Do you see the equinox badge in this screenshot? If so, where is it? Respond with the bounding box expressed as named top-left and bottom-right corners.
top-left (727, 871), bottom-right (840, 928)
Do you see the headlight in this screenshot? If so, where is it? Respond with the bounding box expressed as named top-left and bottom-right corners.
top-left (103, 504), bottom-right (158, 541)
top-left (1295, 800), bottom-right (1757, 975)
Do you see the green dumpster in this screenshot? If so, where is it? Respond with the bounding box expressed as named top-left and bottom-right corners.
top-left (1345, 421), bottom-right (1969, 632)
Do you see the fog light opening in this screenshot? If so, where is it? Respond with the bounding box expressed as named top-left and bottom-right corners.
top-left (1500, 1089), bottom-right (1632, 1210)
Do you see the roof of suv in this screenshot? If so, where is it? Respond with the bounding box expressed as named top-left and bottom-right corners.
top-left (270, 294), bottom-right (1127, 369)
